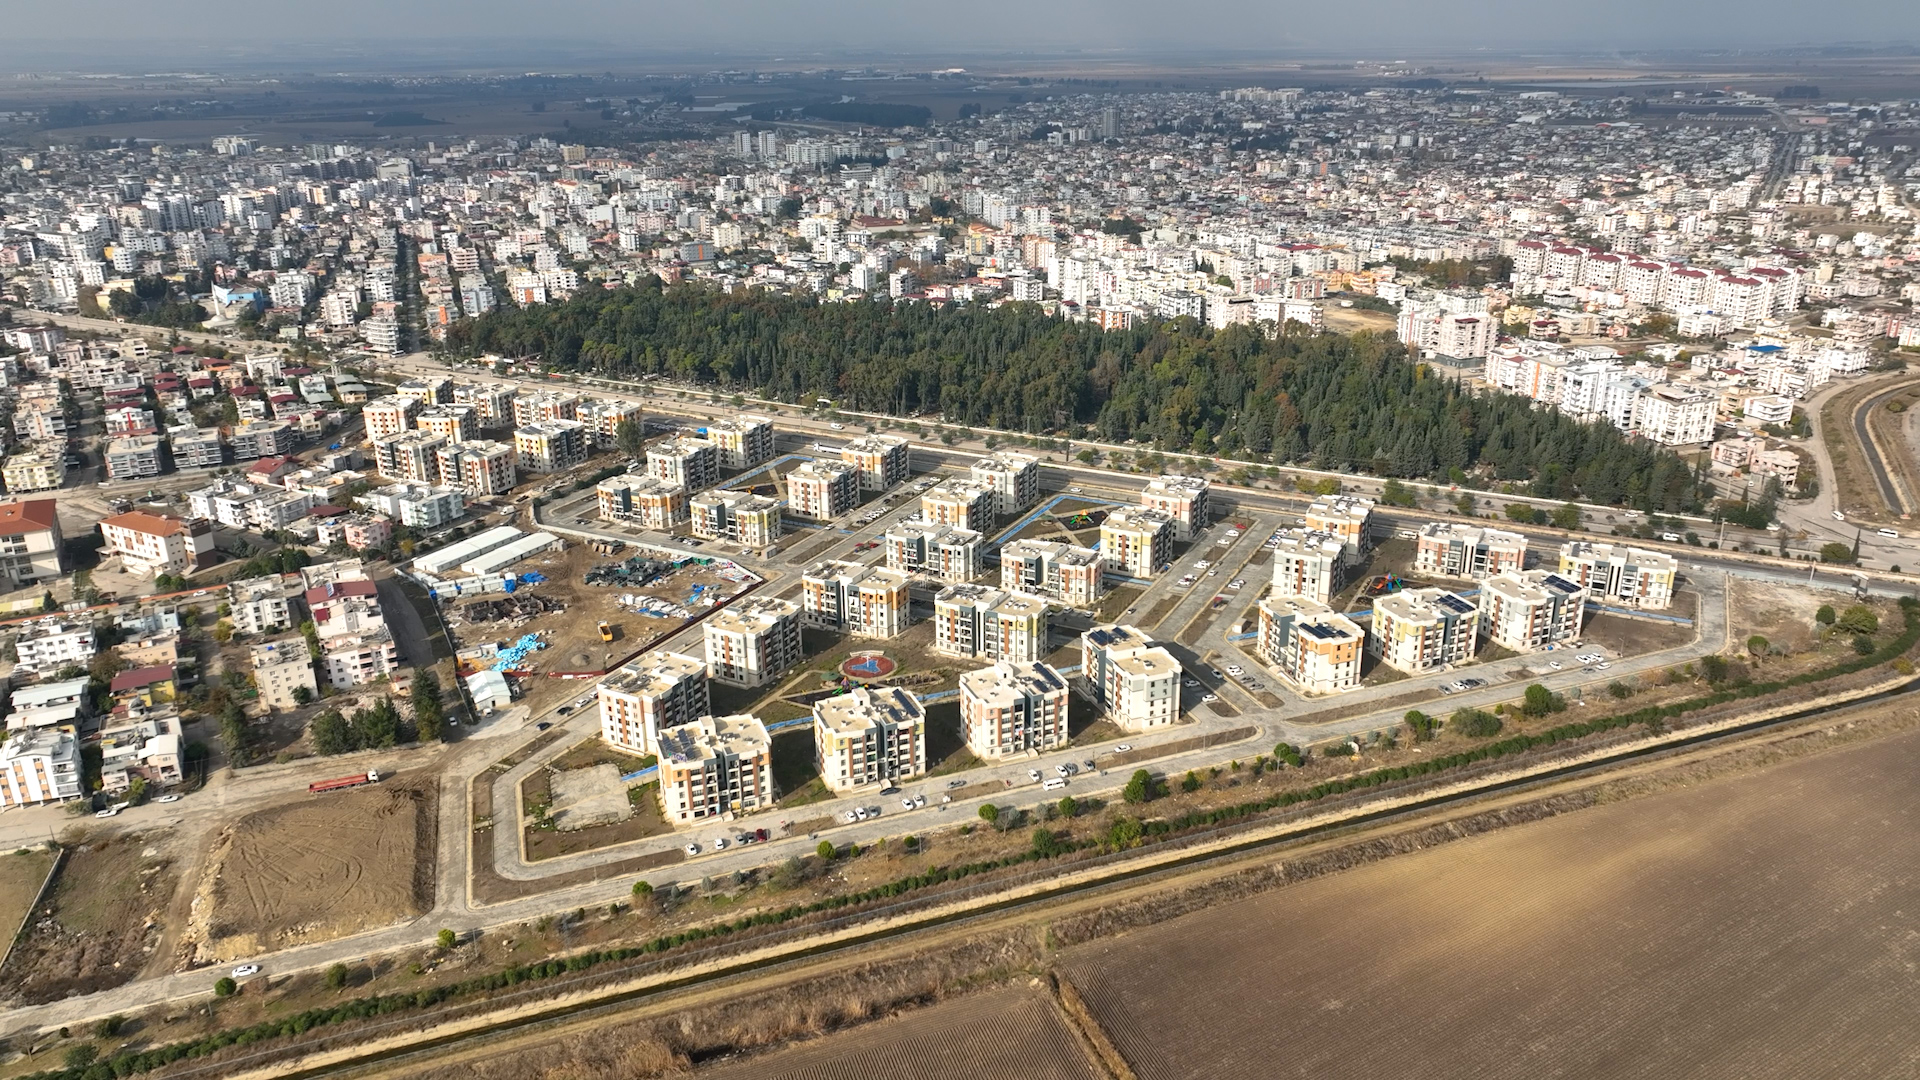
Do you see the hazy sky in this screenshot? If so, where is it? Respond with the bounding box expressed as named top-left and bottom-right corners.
top-left (10, 0), bottom-right (1918, 56)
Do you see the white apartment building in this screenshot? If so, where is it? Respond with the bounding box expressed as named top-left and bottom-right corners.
top-left (920, 479), bottom-right (999, 532)
top-left (99, 511), bottom-right (215, 578)
top-left (959, 660), bottom-right (1070, 759)
top-left (1370, 587), bottom-right (1479, 674)
top-left (597, 474), bottom-right (689, 531)
top-left (578, 399), bottom-right (646, 451)
top-left (1255, 594), bottom-right (1365, 695)
top-left (703, 596), bottom-right (802, 688)
top-left (436, 441), bottom-right (518, 496)
top-left (1634, 384), bottom-right (1717, 447)
top-left (649, 437), bottom-right (719, 492)
top-left (320, 630), bottom-right (401, 690)
top-left (800, 561), bottom-right (911, 638)
top-left (1081, 623), bottom-right (1181, 730)
top-left (0, 499), bottom-right (64, 587)
top-left (657, 714), bottom-right (775, 823)
top-left (1479, 570), bottom-right (1587, 653)
top-left (0, 729), bottom-right (84, 810)
top-left (598, 651), bottom-right (711, 756)
top-left (251, 640), bottom-right (319, 710)
top-left (787, 459), bottom-right (861, 520)
top-left (884, 521), bottom-right (982, 583)
top-left (691, 490), bottom-right (782, 547)
top-left (417, 405), bottom-right (480, 445)
top-left (1557, 541), bottom-right (1676, 610)
top-left (2, 453), bottom-right (65, 494)
top-left (362, 396), bottom-right (422, 440)
top-left (514, 420), bottom-right (588, 473)
top-left (1304, 495), bottom-right (1376, 568)
top-left (705, 415), bottom-right (775, 469)
top-left (932, 584), bottom-right (1048, 663)
top-left (1269, 528), bottom-right (1347, 604)
top-left (1397, 289), bottom-right (1494, 360)
top-left (228, 577), bottom-right (293, 635)
top-left (357, 483), bottom-right (465, 528)
top-left (970, 452), bottom-right (1041, 514)
top-left (1414, 522), bottom-right (1528, 580)
top-left (372, 430), bottom-right (447, 484)
top-left (841, 434), bottom-right (910, 490)
top-left (814, 686), bottom-right (927, 791)
top-left (1139, 475), bottom-right (1210, 541)
top-left (1100, 507), bottom-right (1174, 579)
top-left (1000, 539), bottom-right (1105, 606)
top-left (13, 620), bottom-right (98, 675)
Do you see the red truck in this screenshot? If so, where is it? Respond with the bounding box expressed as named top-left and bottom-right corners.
top-left (309, 769), bottom-right (381, 794)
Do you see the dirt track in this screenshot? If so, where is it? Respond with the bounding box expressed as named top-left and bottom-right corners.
top-left (183, 777), bottom-right (437, 963)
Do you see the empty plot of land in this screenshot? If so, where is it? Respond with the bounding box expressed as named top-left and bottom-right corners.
top-left (697, 987), bottom-right (1101, 1080)
top-left (190, 778), bottom-right (436, 961)
top-left (3, 835), bottom-right (174, 1004)
top-left (548, 764), bottom-right (632, 830)
top-left (1060, 722), bottom-right (1920, 1080)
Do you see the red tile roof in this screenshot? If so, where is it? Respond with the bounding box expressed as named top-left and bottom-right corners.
top-left (109, 665), bottom-right (175, 693)
top-left (0, 499), bottom-right (59, 533)
top-left (101, 511), bottom-right (188, 537)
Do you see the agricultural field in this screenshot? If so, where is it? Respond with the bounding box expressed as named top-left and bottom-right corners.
top-left (1057, 719), bottom-right (1920, 1080)
top-left (696, 988), bottom-right (1103, 1080)
top-left (2, 834), bottom-right (175, 1004)
top-left (180, 776), bottom-right (436, 963)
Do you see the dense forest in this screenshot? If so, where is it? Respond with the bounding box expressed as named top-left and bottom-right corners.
top-left (449, 279), bottom-right (1708, 512)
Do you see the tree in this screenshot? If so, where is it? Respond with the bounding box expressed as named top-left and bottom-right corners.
top-left (1449, 708), bottom-right (1502, 737)
top-left (816, 840), bottom-right (836, 860)
top-left (1816, 604), bottom-right (1837, 626)
top-left (1403, 710), bottom-right (1436, 741)
top-left (1699, 654), bottom-right (1730, 684)
top-left (1520, 683), bottom-right (1563, 717)
top-left (125, 776), bottom-right (149, 806)
top-left (1031, 827), bottom-right (1063, 857)
top-left (1820, 542), bottom-right (1857, 564)
top-left (977, 803), bottom-right (999, 824)
top-left (1854, 635), bottom-right (1877, 655)
top-left (64, 1045), bottom-right (98, 1070)
top-left (88, 647), bottom-right (128, 686)
top-left (1122, 768), bottom-right (1153, 804)
top-left (219, 702), bottom-right (250, 765)
top-left (412, 670), bottom-right (445, 742)
top-left (310, 709), bottom-right (350, 755)
top-left (300, 619), bottom-right (322, 660)
top-left (1273, 743), bottom-right (1303, 767)
top-left (632, 880), bottom-right (654, 897)
top-left (613, 418), bottom-right (644, 458)
top-left (213, 976), bottom-right (237, 997)
top-left (437, 928), bottom-right (457, 950)
top-left (1057, 794), bottom-right (1078, 818)
top-left (292, 685), bottom-right (314, 706)
top-left (1551, 502), bottom-right (1583, 530)
top-left (1837, 605), bottom-right (1880, 635)
top-left (326, 963), bottom-right (349, 989)
top-left (1747, 635), bottom-right (1770, 662)
top-left (1180, 770), bottom-right (1202, 793)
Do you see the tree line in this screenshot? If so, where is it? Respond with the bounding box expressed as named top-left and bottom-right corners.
top-left (449, 279), bottom-right (1710, 512)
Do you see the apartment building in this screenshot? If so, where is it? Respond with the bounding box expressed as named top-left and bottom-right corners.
top-left (320, 630), bottom-right (401, 689)
top-left (1557, 542), bottom-right (1676, 610)
top-left (1100, 507), bottom-right (1174, 579)
top-left (1634, 384), bottom-right (1717, 447)
top-left (1139, 475), bottom-right (1209, 540)
top-left (313, 512), bottom-right (394, 552)
top-left (1304, 495), bottom-right (1375, 567)
top-left (14, 620), bottom-right (98, 675)
top-left (452, 383), bottom-right (518, 427)
top-left (0, 729), bottom-right (84, 809)
top-left (597, 474), bottom-right (689, 531)
top-left (959, 660), bottom-right (1070, 759)
top-left (99, 511), bottom-right (215, 577)
top-left (373, 430), bottom-right (447, 483)
top-left (648, 437), bottom-right (719, 491)
top-left (2, 452), bottom-right (65, 494)
top-left (1255, 594), bottom-right (1365, 695)
top-left (920, 479), bottom-right (999, 531)
top-left (703, 596), bottom-right (802, 688)
top-left (1081, 624), bottom-right (1181, 730)
top-left (168, 427), bottom-right (225, 469)
top-left (705, 414), bottom-right (775, 469)
top-left (657, 714), bottom-right (775, 823)
top-left (105, 435), bottom-right (169, 480)
top-left (1370, 587), bottom-right (1479, 673)
top-left (1000, 539), bottom-right (1105, 606)
top-left (1414, 522), bottom-right (1528, 580)
top-left (514, 419), bottom-right (588, 472)
top-left (884, 521), bottom-right (982, 583)
top-left (1269, 528), bottom-right (1347, 604)
top-left (597, 651), bottom-right (711, 756)
top-left (0, 499), bottom-right (64, 587)
top-left (690, 490), bottom-right (783, 547)
top-left (435, 440), bottom-right (518, 496)
top-left (800, 561), bottom-right (911, 638)
top-left (814, 686), bottom-right (927, 791)
top-left (1397, 289), bottom-right (1494, 359)
top-left (932, 584), bottom-right (1048, 663)
top-left (970, 452), bottom-right (1040, 514)
top-left (511, 391), bottom-right (580, 427)
top-left (357, 483), bottom-right (465, 528)
top-left (578, 399), bottom-right (645, 450)
top-left (787, 458), bottom-right (861, 520)
top-left (228, 577), bottom-right (293, 635)
top-left (417, 405), bottom-right (480, 445)
top-left (250, 640), bottom-right (319, 710)
top-left (841, 434), bottom-right (910, 490)
top-left (363, 396), bottom-right (422, 440)
top-left (1480, 570), bottom-right (1587, 653)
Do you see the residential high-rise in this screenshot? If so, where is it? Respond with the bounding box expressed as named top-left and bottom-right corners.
top-left (800, 561), bottom-right (911, 637)
top-left (1414, 522), bottom-right (1528, 580)
top-left (1557, 541), bottom-right (1676, 610)
top-left (932, 584), bottom-right (1047, 662)
top-left (1000, 539), bottom-right (1105, 606)
top-left (648, 437), bottom-right (719, 491)
top-left (1256, 594), bottom-right (1364, 695)
top-left (1100, 507), bottom-right (1174, 579)
top-left (884, 521), bottom-right (982, 582)
top-left (787, 459), bottom-right (861, 520)
top-left (1479, 570), bottom-right (1586, 652)
top-left (969, 452), bottom-right (1040, 514)
top-left (1139, 475), bottom-right (1210, 541)
top-left (657, 714), bottom-right (774, 823)
top-left (597, 651), bottom-right (711, 756)
top-left (372, 430), bottom-right (447, 484)
top-left (1270, 528), bottom-right (1347, 604)
top-left (597, 474), bottom-right (689, 531)
top-left (1080, 623), bottom-right (1181, 730)
top-left (960, 660), bottom-right (1070, 759)
top-left (1370, 588), bottom-right (1479, 673)
top-left (920, 479), bottom-right (999, 531)
top-left (514, 420), bottom-right (588, 473)
top-left (841, 434), bottom-right (910, 490)
top-left (416, 405), bottom-right (480, 445)
top-left (1303, 495), bottom-right (1375, 568)
top-left (435, 440), bottom-right (518, 496)
top-left (0, 499), bottom-right (64, 587)
top-left (691, 490), bottom-right (783, 547)
top-left (703, 596), bottom-right (802, 688)
top-left (814, 686), bottom-right (927, 791)
top-left (705, 415), bottom-right (775, 469)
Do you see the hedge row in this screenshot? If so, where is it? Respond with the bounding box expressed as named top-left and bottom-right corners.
top-left (24, 601), bottom-right (1916, 1080)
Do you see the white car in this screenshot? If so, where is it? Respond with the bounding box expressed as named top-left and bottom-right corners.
top-left (1228, 579), bottom-right (1245, 589)
top-left (914, 794), bottom-right (926, 808)
top-left (685, 842), bottom-right (701, 855)
top-left (830, 423), bottom-right (845, 430)
top-left (1225, 665), bottom-right (1244, 676)
top-left (156, 794), bottom-right (181, 804)
top-left (231, 964), bottom-right (261, 978)
top-left (1068, 487), bottom-right (1083, 493)
top-left (1833, 510), bottom-right (1846, 521)
top-left (713, 836), bottom-right (729, 850)
top-left (1115, 744), bottom-right (1132, 752)
top-left (1596, 661), bottom-right (1611, 670)
top-left (1028, 769), bottom-right (1042, 781)
top-left (1549, 661), bottom-right (1563, 670)
top-left (1203, 693), bottom-right (1220, 702)
top-left (1194, 560), bottom-right (1211, 569)
top-left (902, 798), bottom-right (916, 810)
top-left (94, 807), bottom-right (118, 819)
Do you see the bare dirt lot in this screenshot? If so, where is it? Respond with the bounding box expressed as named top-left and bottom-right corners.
top-left (0, 847), bottom-right (54, 947)
top-left (2, 834), bottom-right (175, 1004)
top-left (1058, 717), bottom-right (1920, 1080)
top-left (182, 776), bottom-right (436, 963)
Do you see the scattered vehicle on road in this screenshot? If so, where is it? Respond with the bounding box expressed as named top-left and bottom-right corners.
top-left (1027, 769), bottom-right (1042, 781)
top-left (1043, 777), bottom-right (1068, 791)
top-left (713, 836), bottom-right (728, 850)
top-left (535, 722), bottom-right (552, 731)
top-left (1225, 665), bottom-right (1244, 676)
top-left (947, 778), bottom-right (967, 788)
top-left (231, 965), bottom-right (261, 978)
top-left (1834, 511), bottom-right (1847, 521)
top-left (309, 769), bottom-right (380, 794)
top-left (1115, 744), bottom-right (1132, 752)
top-left (685, 842), bottom-right (700, 855)
top-left (1880, 528), bottom-right (1901, 539)
top-left (156, 794), bottom-right (181, 804)
top-left (94, 807), bottom-right (118, 818)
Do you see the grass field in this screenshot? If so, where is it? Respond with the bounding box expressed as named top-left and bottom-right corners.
top-left (0, 846), bottom-right (54, 949)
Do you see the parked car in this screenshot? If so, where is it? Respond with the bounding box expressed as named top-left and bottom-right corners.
top-left (156, 794), bottom-right (181, 804)
top-left (231, 964), bottom-right (261, 978)
top-left (685, 842), bottom-right (701, 855)
top-left (1115, 744), bottom-right (1132, 752)
top-left (1027, 769), bottom-right (1042, 781)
